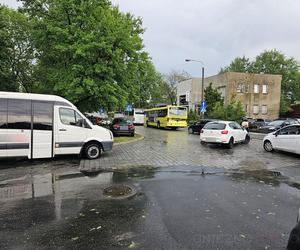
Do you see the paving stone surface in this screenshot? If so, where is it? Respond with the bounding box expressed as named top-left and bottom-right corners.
top-left (79, 127), bottom-right (300, 172)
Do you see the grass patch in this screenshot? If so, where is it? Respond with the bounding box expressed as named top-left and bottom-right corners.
top-left (114, 133), bottom-right (143, 143)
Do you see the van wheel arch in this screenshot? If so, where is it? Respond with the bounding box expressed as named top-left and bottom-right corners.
top-left (80, 140), bottom-right (103, 159)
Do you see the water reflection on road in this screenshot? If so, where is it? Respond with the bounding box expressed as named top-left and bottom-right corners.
top-left (0, 165), bottom-right (299, 249)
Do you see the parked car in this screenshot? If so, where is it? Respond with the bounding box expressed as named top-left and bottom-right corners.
top-left (249, 118), bottom-right (272, 130)
top-left (110, 118), bottom-right (135, 136)
top-left (258, 119), bottom-right (299, 133)
top-left (263, 124), bottom-right (300, 154)
top-left (188, 119), bottom-right (213, 134)
top-left (200, 121), bottom-right (250, 148)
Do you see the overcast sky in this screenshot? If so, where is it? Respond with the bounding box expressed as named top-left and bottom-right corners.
top-left (2, 0), bottom-right (300, 77)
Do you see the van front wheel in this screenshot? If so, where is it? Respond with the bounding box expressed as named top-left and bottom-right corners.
top-left (85, 143), bottom-right (102, 159)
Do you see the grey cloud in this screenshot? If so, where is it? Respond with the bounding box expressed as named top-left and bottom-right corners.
top-left (3, 0), bottom-right (300, 76)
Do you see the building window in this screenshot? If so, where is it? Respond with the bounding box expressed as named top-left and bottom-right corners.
top-left (236, 83), bottom-right (243, 93)
top-left (262, 84), bottom-right (268, 94)
top-left (253, 105), bottom-right (259, 115)
top-left (261, 105), bottom-right (268, 115)
top-left (254, 84), bottom-right (260, 94)
top-left (244, 84), bottom-right (250, 93)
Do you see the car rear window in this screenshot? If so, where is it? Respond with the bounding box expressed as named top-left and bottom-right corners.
top-left (204, 122), bottom-right (226, 130)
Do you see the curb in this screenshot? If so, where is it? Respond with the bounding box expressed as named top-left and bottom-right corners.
top-left (114, 134), bottom-right (144, 146)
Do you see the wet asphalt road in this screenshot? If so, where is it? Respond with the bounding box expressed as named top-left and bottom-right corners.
top-left (0, 127), bottom-right (300, 250)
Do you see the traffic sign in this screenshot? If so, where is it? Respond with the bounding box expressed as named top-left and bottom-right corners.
top-left (200, 100), bottom-right (206, 113)
top-left (125, 104), bottom-right (133, 112)
top-left (99, 107), bottom-right (105, 114)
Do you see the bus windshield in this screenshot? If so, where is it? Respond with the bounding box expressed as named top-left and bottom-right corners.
top-left (169, 107), bottom-right (187, 117)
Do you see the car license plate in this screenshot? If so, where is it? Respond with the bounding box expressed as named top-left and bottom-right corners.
top-left (120, 126), bottom-right (127, 130)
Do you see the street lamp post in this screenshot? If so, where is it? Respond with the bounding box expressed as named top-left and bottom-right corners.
top-left (185, 59), bottom-right (205, 118)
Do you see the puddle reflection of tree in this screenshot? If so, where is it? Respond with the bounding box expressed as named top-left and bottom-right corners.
top-left (112, 167), bottom-right (156, 183)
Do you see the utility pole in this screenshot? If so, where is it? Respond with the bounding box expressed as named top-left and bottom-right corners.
top-left (185, 59), bottom-right (205, 118)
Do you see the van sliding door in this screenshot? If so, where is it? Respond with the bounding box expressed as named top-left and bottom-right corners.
top-left (32, 101), bottom-right (53, 159)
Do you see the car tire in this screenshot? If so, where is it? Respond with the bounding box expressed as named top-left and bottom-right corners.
top-left (226, 137), bottom-right (234, 149)
top-left (188, 128), bottom-right (194, 134)
top-left (85, 143), bottom-right (102, 159)
top-left (200, 141), bottom-right (206, 146)
top-left (263, 140), bottom-right (274, 152)
top-left (157, 121), bottom-right (160, 129)
top-left (243, 134), bottom-right (250, 144)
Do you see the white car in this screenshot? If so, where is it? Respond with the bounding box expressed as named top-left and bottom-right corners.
top-left (263, 124), bottom-right (300, 154)
top-left (200, 121), bottom-right (250, 148)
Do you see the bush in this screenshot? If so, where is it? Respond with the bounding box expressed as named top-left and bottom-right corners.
top-left (187, 109), bottom-right (200, 124)
top-left (210, 95), bottom-right (246, 123)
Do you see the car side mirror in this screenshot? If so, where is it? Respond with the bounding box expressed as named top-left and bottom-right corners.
top-left (274, 132), bottom-right (279, 137)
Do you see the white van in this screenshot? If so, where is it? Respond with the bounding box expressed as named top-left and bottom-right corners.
top-left (0, 92), bottom-right (113, 159)
top-left (132, 108), bottom-right (144, 125)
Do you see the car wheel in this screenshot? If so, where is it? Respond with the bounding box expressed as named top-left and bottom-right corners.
top-left (157, 121), bottom-right (160, 129)
top-left (85, 143), bottom-right (102, 159)
top-left (263, 140), bottom-right (274, 152)
top-left (243, 134), bottom-right (250, 144)
top-left (188, 128), bottom-right (194, 134)
top-left (200, 141), bottom-right (206, 146)
top-left (226, 137), bottom-right (234, 149)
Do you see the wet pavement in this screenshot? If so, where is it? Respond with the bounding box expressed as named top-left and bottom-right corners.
top-left (80, 127), bottom-right (300, 172)
top-left (0, 127), bottom-right (300, 249)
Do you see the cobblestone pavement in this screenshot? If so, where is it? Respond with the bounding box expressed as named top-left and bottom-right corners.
top-left (80, 126), bottom-right (300, 172)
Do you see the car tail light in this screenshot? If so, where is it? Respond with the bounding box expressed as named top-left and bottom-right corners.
top-left (221, 130), bottom-right (229, 134)
top-left (113, 124), bottom-right (120, 129)
top-left (128, 124), bottom-right (135, 129)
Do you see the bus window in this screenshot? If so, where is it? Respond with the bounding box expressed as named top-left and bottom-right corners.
top-left (169, 107), bottom-right (187, 116)
top-left (7, 99), bottom-right (31, 129)
top-left (0, 99), bottom-right (7, 128)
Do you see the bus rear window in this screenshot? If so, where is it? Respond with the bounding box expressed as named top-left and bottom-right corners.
top-left (169, 107), bottom-right (187, 116)
top-left (204, 122), bottom-right (226, 130)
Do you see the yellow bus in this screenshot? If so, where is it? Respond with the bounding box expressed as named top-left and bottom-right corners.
top-left (144, 105), bottom-right (188, 129)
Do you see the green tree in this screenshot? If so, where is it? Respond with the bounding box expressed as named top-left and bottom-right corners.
top-left (210, 95), bottom-right (246, 122)
top-left (187, 109), bottom-right (200, 124)
top-left (0, 5), bottom-right (34, 92)
top-left (21, 0), bottom-right (158, 112)
top-left (204, 82), bottom-right (224, 116)
top-left (220, 56), bottom-right (252, 73)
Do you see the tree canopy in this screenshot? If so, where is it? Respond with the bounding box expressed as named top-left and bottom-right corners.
top-left (204, 82), bottom-right (224, 116)
top-left (0, 6), bottom-right (34, 92)
top-left (0, 1), bottom-right (163, 112)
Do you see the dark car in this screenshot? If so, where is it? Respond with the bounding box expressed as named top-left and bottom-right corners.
top-left (258, 119), bottom-right (298, 133)
top-left (110, 118), bottom-right (135, 136)
top-left (249, 118), bottom-right (272, 130)
top-left (188, 120), bottom-right (213, 134)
